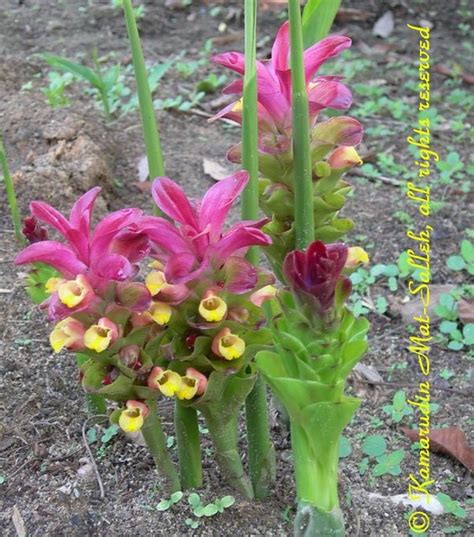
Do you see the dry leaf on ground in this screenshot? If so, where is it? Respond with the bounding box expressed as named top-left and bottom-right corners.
top-left (373, 11), bottom-right (394, 38)
top-left (137, 155), bottom-right (149, 182)
top-left (203, 158), bottom-right (230, 181)
top-left (402, 427), bottom-right (474, 472)
top-left (458, 298), bottom-right (474, 324)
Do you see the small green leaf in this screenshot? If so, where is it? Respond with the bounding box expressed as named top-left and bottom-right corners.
top-left (188, 492), bottom-right (201, 508)
top-left (442, 526), bottom-right (465, 534)
top-left (185, 518), bottom-right (199, 529)
top-left (156, 499), bottom-right (171, 511)
top-left (100, 425), bottom-right (119, 443)
top-left (0, 475), bottom-right (5, 485)
top-left (202, 503), bottom-right (219, 516)
top-left (170, 491), bottom-right (183, 504)
top-left (437, 493), bottom-right (466, 519)
top-left (461, 240), bottom-right (474, 263)
top-left (193, 505), bottom-right (204, 517)
top-left (358, 457), bottom-right (369, 476)
top-left (447, 255), bottom-right (466, 271)
top-left (393, 390), bottom-right (407, 411)
top-left (373, 449), bottom-right (405, 476)
top-left (439, 320), bottom-right (458, 334)
top-left (86, 427), bottom-right (98, 444)
top-left (448, 340), bottom-right (464, 351)
top-left (338, 436), bottom-right (352, 458)
top-left (362, 434), bottom-right (387, 458)
top-left (463, 323), bottom-right (474, 345)
top-left (220, 495), bottom-right (235, 508)
top-left (375, 296), bottom-right (389, 315)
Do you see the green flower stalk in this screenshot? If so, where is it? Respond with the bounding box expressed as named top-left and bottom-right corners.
top-left (256, 242), bottom-right (369, 535)
top-left (139, 401), bottom-right (181, 493)
top-left (241, 0), bottom-right (275, 500)
top-left (122, 0), bottom-right (165, 180)
top-left (175, 401), bottom-right (202, 490)
top-left (288, 0), bottom-right (314, 250)
top-left (188, 371), bottom-right (256, 499)
top-left (0, 134), bottom-right (23, 243)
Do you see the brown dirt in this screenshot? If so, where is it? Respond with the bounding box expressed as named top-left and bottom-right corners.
top-left (1, 1), bottom-right (473, 536)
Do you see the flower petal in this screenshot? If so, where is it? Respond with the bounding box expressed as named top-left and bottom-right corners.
top-left (164, 252), bottom-right (208, 285)
top-left (304, 35), bottom-right (352, 81)
top-left (224, 257), bottom-right (258, 294)
top-left (151, 177), bottom-right (198, 227)
top-left (308, 80), bottom-right (352, 115)
top-left (198, 171), bottom-right (249, 240)
top-left (271, 21), bottom-right (290, 71)
top-left (69, 187), bottom-right (101, 237)
top-left (93, 253), bottom-right (134, 281)
top-left (212, 51), bottom-right (246, 75)
top-left (222, 79), bottom-right (244, 95)
top-left (210, 225), bottom-right (272, 262)
top-left (137, 216), bottom-right (192, 255)
top-left (15, 241), bottom-right (86, 277)
top-left (312, 116), bottom-right (363, 146)
top-left (90, 208), bottom-right (142, 265)
top-left (30, 201), bottom-right (70, 237)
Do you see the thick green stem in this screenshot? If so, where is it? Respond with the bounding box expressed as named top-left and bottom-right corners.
top-left (291, 422), bottom-right (344, 536)
top-left (122, 0), bottom-right (165, 181)
top-left (174, 401), bottom-right (202, 490)
top-left (241, 0), bottom-right (259, 265)
top-left (288, 0), bottom-right (314, 250)
top-left (76, 354), bottom-right (107, 414)
top-left (201, 406), bottom-right (254, 499)
top-left (142, 401), bottom-right (181, 493)
top-left (245, 374), bottom-right (275, 499)
top-left (241, 0), bottom-right (275, 500)
top-left (0, 134), bottom-right (23, 243)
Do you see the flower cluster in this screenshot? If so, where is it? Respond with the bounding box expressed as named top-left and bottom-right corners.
top-left (16, 174), bottom-right (274, 433)
top-left (212, 22), bottom-right (364, 265)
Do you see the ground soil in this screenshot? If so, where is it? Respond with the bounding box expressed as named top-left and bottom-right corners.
top-left (0, 1), bottom-right (472, 536)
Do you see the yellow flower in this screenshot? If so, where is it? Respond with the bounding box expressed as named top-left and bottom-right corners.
top-left (176, 376), bottom-right (199, 400)
top-left (84, 318), bottom-right (118, 353)
top-left (145, 270), bottom-right (167, 296)
top-left (57, 274), bottom-right (91, 308)
top-left (232, 98), bottom-right (243, 113)
top-left (49, 317), bottom-right (84, 353)
top-left (250, 285), bottom-right (278, 307)
top-left (118, 401), bottom-right (148, 433)
top-left (147, 302), bottom-right (172, 325)
top-left (198, 294), bottom-right (227, 322)
top-left (328, 146), bottom-right (363, 169)
top-left (159, 370), bottom-right (183, 397)
top-left (212, 328), bottom-right (246, 360)
top-left (346, 247), bottom-right (369, 268)
top-left (45, 277), bottom-right (64, 294)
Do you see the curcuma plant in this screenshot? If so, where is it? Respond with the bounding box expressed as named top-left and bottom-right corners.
top-left (15, 173), bottom-right (275, 497)
top-left (212, 3), bottom-right (370, 535)
top-left (12, 0), bottom-right (370, 535)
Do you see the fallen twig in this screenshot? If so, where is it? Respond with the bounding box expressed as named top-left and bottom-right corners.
top-left (351, 169), bottom-right (402, 187)
top-left (81, 415), bottom-right (109, 499)
top-left (353, 378), bottom-right (470, 396)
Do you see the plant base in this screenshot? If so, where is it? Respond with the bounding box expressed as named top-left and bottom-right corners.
top-left (294, 502), bottom-right (345, 537)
